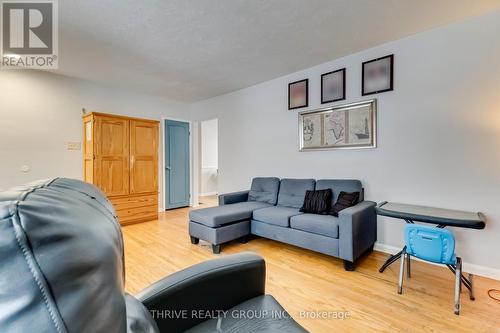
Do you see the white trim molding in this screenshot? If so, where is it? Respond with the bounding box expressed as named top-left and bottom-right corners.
top-left (199, 191), bottom-right (218, 196)
top-left (374, 242), bottom-right (500, 281)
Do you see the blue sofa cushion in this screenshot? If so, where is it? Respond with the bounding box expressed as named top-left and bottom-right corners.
top-left (248, 177), bottom-right (281, 205)
top-left (252, 206), bottom-right (303, 227)
top-left (290, 214), bottom-right (339, 238)
top-left (316, 179), bottom-right (363, 204)
top-left (277, 179), bottom-right (315, 208)
top-left (190, 201), bottom-right (271, 227)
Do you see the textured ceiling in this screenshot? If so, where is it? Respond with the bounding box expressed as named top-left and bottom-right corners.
top-left (53, 0), bottom-right (500, 101)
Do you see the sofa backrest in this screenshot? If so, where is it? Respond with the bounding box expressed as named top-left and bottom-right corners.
top-left (248, 177), bottom-right (281, 205)
top-left (316, 179), bottom-right (364, 204)
top-left (277, 178), bottom-right (315, 208)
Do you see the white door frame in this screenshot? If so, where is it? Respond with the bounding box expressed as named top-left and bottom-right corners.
top-left (161, 116), bottom-right (194, 210)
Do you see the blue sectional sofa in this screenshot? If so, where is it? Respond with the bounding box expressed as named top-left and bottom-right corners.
top-left (189, 177), bottom-right (377, 270)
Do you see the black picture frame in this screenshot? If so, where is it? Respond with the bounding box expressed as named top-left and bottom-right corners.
top-left (288, 79), bottom-right (309, 110)
top-left (321, 68), bottom-right (346, 104)
top-left (362, 54), bottom-right (394, 96)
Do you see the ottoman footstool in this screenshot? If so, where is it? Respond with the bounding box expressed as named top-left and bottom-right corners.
top-left (188, 201), bottom-right (270, 254)
top-left (189, 220), bottom-right (250, 254)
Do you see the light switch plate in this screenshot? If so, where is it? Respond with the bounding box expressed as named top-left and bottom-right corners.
top-left (67, 142), bottom-right (81, 150)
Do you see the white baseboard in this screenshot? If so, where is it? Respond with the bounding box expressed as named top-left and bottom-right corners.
top-left (374, 242), bottom-right (500, 281)
top-left (373, 242), bottom-right (403, 255)
top-left (199, 191), bottom-right (217, 196)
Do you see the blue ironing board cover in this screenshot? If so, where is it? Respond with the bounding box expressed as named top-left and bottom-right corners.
top-left (376, 202), bottom-right (485, 229)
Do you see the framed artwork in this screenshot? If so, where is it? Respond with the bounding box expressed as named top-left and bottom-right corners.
top-left (288, 79), bottom-right (308, 110)
top-left (362, 54), bottom-right (393, 96)
top-left (299, 99), bottom-right (377, 151)
top-left (321, 68), bottom-right (346, 104)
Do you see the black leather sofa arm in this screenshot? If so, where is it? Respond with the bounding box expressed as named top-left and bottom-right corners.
top-left (136, 252), bottom-right (265, 333)
top-left (218, 190), bottom-right (249, 205)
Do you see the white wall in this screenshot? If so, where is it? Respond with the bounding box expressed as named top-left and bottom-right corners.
top-left (200, 119), bottom-right (218, 195)
top-left (0, 70), bottom-right (188, 208)
top-left (190, 10), bottom-right (500, 277)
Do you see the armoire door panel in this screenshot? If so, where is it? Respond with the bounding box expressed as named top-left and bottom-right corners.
top-left (99, 119), bottom-right (128, 156)
top-left (130, 120), bottom-right (158, 194)
top-left (84, 160), bottom-right (93, 181)
top-left (99, 159), bottom-right (129, 196)
top-left (131, 160), bottom-right (156, 193)
top-left (133, 126), bottom-right (156, 156)
top-left (82, 118), bottom-right (94, 183)
top-left (95, 117), bottom-right (129, 196)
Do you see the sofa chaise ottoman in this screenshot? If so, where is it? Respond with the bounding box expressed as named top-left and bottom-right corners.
top-left (189, 177), bottom-right (377, 270)
top-left (189, 177), bottom-right (280, 254)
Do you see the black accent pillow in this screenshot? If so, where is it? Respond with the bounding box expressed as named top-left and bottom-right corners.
top-left (330, 191), bottom-right (360, 217)
top-left (300, 189), bottom-right (332, 215)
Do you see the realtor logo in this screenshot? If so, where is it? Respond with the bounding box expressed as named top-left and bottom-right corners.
top-left (1, 0), bottom-right (58, 69)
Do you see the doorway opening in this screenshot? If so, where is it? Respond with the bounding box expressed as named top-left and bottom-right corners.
top-left (199, 119), bottom-right (218, 206)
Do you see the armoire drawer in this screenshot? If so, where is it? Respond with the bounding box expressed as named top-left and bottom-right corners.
top-left (109, 193), bottom-right (158, 225)
top-left (110, 194), bottom-right (158, 211)
top-left (116, 205), bottom-right (158, 219)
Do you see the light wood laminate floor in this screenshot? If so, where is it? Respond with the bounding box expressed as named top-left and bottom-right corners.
top-left (123, 204), bottom-right (500, 332)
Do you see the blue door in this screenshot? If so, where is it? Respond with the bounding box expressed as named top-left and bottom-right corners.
top-left (165, 120), bottom-right (190, 209)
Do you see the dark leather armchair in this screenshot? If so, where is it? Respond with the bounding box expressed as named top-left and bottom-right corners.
top-left (0, 178), bottom-right (306, 333)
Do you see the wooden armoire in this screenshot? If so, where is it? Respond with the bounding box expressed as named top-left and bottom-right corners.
top-left (82, 112), bottom-right (159, 225)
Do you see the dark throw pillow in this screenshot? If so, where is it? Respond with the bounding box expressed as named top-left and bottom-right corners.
top-left (330, 191), bottom-right (360, 217)
top-left (300, 189), bottom-right (332, 215)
